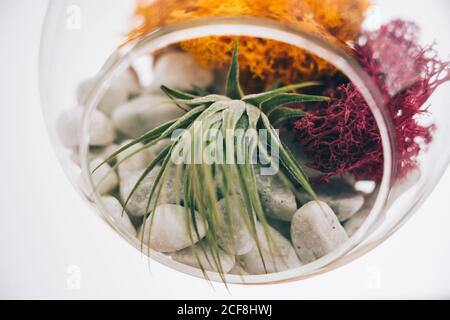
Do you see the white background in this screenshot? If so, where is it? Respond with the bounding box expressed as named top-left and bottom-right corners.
top-left (0, 0), bottom-right (449, 299)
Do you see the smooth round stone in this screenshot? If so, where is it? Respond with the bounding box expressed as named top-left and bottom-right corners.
top-left (78, 69), bottom-right (140, 116)
top-left (112, 94), bottom-right (185, 138)
top-left (130, 55), bottom-right (155, 88)
top-left (171, 242), bottom-right (235, 273)
top-left (256, 173), bottom-right (297, 222)
top-left (216, 196), bottom-right (255, 255)
top-left (116, 139), bottom-right (172, 177)
top-left (138, 204), bottom-right (207, 253)
top-left (330, 195), bottom-right (365, 222)
top-left (240, 223), bottom-right (301, 275)
top-left (163, 167), bottom-right (186, 204)
top-left (70, 144), bottom-right (119, 166)
top-left (101, 196), bottom-right (136, 236)
top-left (57, 107), bottom-right (116, 148)
top-left (149, 51), bottom-right (214, 92)
top-left (291, 201), bottom-right (349, 264)
top-left (343, 204), bottom-right (370, 237)
top-left (86, 158), bottom-right (119, 195)
top-left (299, 179), bottom-right (365, 222)
top-left (116, 140), bottom-right (156, 176)
top-left (120, 166), bottom-right (185, 217)
top-left (120, 167), bottom-right (160, 217)
top-left (344, 188), bottom-right (379, 237)
top-left (147, 139), bottom-right (173, 156)
top-left (354, 180), bottom-right (377, 194)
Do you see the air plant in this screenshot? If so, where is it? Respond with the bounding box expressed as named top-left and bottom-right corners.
top-left (93, 42), bottom-right (329, 280)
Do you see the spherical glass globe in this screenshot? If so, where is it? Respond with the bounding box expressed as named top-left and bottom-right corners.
top-left (40, 0), bottom-right (450, 283)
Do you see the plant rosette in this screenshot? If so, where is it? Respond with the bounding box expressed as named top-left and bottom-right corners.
top-left (92, 42), bottom-right (357, 280)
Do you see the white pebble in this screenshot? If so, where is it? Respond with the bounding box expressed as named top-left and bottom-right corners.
top-left (120, 167), bottom-right (160, 217)
top-left (343, 205), bottom-right (370, 237)
top-left (57, 107), bottom-right (116, 148)
top-left (291, 201), bottom-right (349, 264)
top-left (354, 180), bottom-right (377, 194)
top-left (240, 223), bottom-right (301, 274)
top-left (118, 68), bottom-right (142, 96)
top-left (149, 51), bottom-right (214, 92)
top-left (147, 139), bottom-right (173, 156)
top-left (70, 144), bottom-right (119, 166)
top-left (112, 94), bottom-right (185, 138)
top-left (171, 242), bottom-right (235, 273)
top-left (299, 179), bottom-right (364, 222)
top-left (130, 55), bottom-right (155, 88)
top-left (256, 173), bottom-right (297, 222)
top-left (117, 140), bottom-right (156, 177)
top-left (86, 158), bottom-right (119, 195)
top-left (120, 167), bottom-right (184, 217)
top-left (101, 196), bottom-right (136, 236)
top-left (344, 188), bottom-right (379, 237)
top-left (326, 195), bottom-right (364, 222)
top-left (78, 69), bottom-right (140, 116)
top-left (216, 196), bottom-right (255, 255)
top-left (138, 204), bottom-right (207, 253)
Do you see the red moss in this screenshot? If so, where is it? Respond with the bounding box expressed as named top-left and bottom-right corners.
top-left (294, 20), bottom-right (450, 181)
top-left (294, 83), bottom-right (381, 180)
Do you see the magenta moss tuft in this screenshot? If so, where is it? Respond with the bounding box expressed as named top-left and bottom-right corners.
top-left (294, 20), bottom-right (450, 181)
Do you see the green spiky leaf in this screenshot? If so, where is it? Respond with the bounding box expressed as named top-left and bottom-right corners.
top-left (260, 113), bottom-right (316, 198)
top-left (92, 119), bottom-right (177, 173)
top-left (269, 107), bottom-right (307, 127)
top-left (122, 144), bottom-right (172, 215)
top-left (225, 40), bottom-right (244, 99)
top-left (161, 85), bottom-right (197, 100)
top-left (243, 81), bottom-right (323, 106)
top-left (160, 105), bottom-right (207, 138)
top-left (261, 93), bottom-right (329, 115)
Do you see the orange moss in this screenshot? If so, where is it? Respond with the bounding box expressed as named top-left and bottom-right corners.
top-left (180, 36), bottom-right (337, 92)
top-left (128, 0), bottom-right (370, 91)
top-left (303, 0), bottom-right (370, 41)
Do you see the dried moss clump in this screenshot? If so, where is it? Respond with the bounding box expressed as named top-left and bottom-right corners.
top-left (303, 0), bottom-right (370, 41)
top-left (128, 0), bottom-right (370, 92)
top-left (294, 20), bottom-right (450, 181)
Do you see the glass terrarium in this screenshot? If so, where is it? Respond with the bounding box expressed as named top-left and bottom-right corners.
top-left (40, 0), bottom-right (450, 283)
